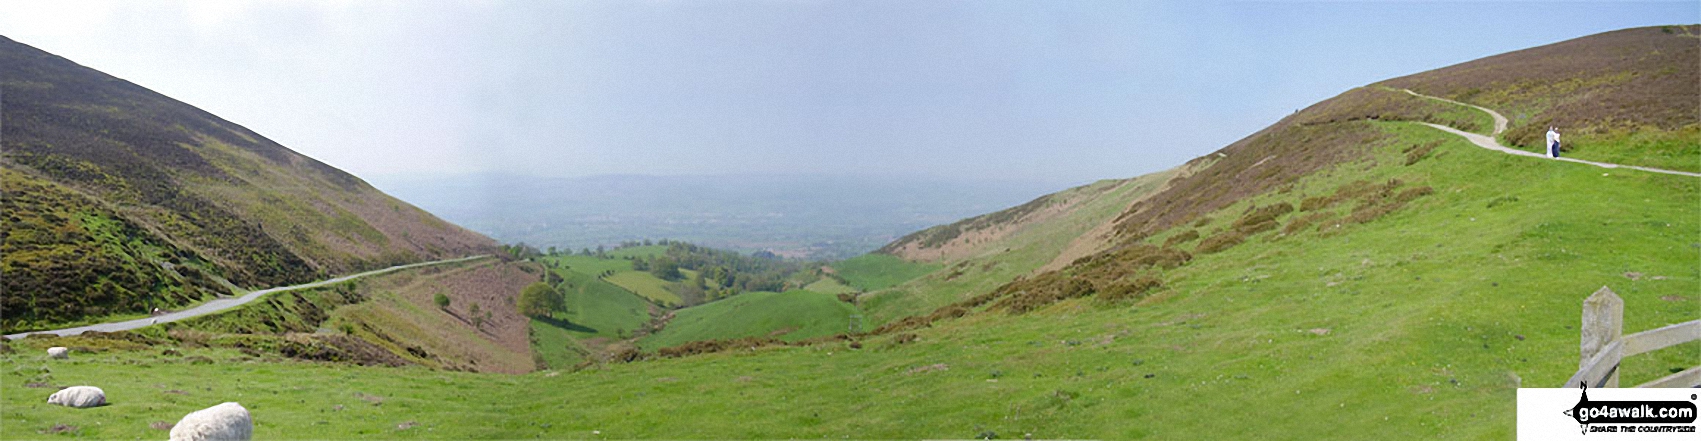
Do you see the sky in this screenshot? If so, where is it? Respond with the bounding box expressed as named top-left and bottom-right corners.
top-left (0, 1), bottom-right (1694, 190)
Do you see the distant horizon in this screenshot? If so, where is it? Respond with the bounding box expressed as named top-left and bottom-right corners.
top-left (1, 1), bottom-right (1694, 187)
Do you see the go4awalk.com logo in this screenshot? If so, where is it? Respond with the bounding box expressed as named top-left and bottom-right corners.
top-left (1518, 384), bottom-right (1698, 440)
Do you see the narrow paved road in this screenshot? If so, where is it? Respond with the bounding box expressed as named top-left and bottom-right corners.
top-left (1402, 89), bottom-right (1701, 178)
top-left (4, 255), bottom-right (491, 339)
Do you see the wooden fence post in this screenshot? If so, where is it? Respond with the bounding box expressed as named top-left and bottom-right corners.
top-left (1580, 286), bottom-right (1622, 387)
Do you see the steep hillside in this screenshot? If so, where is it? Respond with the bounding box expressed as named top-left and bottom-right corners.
top-left (1382, 25), bottom-right (1700, 171)
top-left (857, 171), bottom-right (1178, 324)
top-left (0, 36), bottom-right (495, 332)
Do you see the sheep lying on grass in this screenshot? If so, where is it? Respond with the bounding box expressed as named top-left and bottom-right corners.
top-left (47, 346), bottom-right (68, 359)
top-left (46, 386), bottom-right (106, 408)
top-left (170, 402), bottom-right (252, 441)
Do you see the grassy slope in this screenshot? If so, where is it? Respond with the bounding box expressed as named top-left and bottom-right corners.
top-left (529, 318), bottom-right (592, 370)
top-left (546, 254), bottom-right (633, 276)
top-left (553, 270), bottom-right (652, 339)
top-left (830, 254), bottom-right (941, 292)
top-left (859, 175), bottom-right (1173, 325)
top-left (604, 272), bottom-right (683, 306)
top-left (531, 255), bottom-right (655, 367)
top-left (639, 290), bottom-right (860, 350)
top-left (803, 277), bottom-right (857, 295)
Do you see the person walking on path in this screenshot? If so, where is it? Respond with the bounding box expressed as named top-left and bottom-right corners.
top-left (1546, 126), bottom-right (1562, 158)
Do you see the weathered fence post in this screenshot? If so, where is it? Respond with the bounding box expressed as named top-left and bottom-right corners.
top-left (1580, 286), bottom-right (1622, 387)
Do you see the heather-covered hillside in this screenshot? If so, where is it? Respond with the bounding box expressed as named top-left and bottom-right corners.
top-left (0, 36), bottom-right (495, 332)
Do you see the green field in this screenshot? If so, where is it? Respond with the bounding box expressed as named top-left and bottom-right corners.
top-left (604, 271), bottom-right (683, 306)
top-left (607, 245), bottom-right (668, 259)
top-left (554, 271), bottom-right (652, 338)
top-left (803, 277), bottom-right (857, 295)
top-left (529, 318), bottom-right (591, 369)
top-left (829, 254), bottom-right (940, 292)
top-left (639, 290), bottom-right (860, 350)
top-left (543, 255), bottom-right (632, 276)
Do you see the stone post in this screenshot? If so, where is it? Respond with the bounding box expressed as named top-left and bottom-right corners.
top-left (1580, 286), bottom-right (1622, 387)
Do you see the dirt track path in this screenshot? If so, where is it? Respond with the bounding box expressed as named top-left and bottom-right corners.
top-left (4, 255), bottom-right (492, 339)
top-left (1402, 89), bottom-right (1700, 178)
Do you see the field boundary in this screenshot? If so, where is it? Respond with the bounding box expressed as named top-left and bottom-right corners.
top-left (1564, 286), bottom-right (1701, 388)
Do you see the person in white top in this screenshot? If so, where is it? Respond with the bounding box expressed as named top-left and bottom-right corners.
top-left (1545, 126), bottom-right (1561, 158)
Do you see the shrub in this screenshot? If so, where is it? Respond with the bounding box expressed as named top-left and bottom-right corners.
top-left (1283, 212), bottom-right (1337, 235)
top-left (433, 293), bottom-right (450, 310)
top-left (1195, 230), bottom-right (1246, 254)
top-left (1232, 202), bottom-right (1293, 235)
top-left (1403, 140), bottom-right (1441, 166)
top-left (1162, 230), bottom-right (1200, 248)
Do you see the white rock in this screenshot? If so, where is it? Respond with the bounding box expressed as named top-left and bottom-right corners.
top-left (170, 402), bottom-right (253, 441)
top-left (47, 346), bottom-right (68, 359)
top-left (46, 386), bottom-right (106, 408)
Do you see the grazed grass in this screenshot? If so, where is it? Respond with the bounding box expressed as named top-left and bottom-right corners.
top-left (830, 254), bottom-right (940, 292)
top-left (529, 318), bottom-right (590, 370)
top-left (543, 255), bottom-right (632, 277)
top-left (639, 290), bottom-right (859, 350)
top-left (804, 278), bottom-right (858, 295)
top-left (553, 270), bottom-right (651, 339)
top-left (604, 272), bottom-right (682, 307)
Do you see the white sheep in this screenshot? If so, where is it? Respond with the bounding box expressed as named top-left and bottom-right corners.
top-left (46, 386), bottom-right (106, 408)
top-left (46, 346), bottom-right (68, 359)
top-left (169, 402), bottom-right (252, 441)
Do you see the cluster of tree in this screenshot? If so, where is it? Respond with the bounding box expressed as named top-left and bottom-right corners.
top-left (629, 242), bottom-right (804, 299)
top-left (500, 242), bottom-right (543, 260)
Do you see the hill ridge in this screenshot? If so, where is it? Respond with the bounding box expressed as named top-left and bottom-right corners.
top-left (0, 35), bottom-right (497, 332)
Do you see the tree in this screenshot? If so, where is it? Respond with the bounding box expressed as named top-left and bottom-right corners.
top-left (433, 292), bottom-right (451, 310)
top-left (469, 303), bottom-right (483, 329)
top-left (651, 257), bottom-right (681, 281)
top-left (517, 282), bottom-right (563, 319)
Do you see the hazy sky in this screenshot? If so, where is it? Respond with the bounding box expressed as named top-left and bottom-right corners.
top-left (1, 1), bottom-right (1693, 189)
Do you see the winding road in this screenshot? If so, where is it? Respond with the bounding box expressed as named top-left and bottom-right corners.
top-left (1402, 89), bottom-right (1701, 178)
top-left (4, 255), bottom-right (492, 339)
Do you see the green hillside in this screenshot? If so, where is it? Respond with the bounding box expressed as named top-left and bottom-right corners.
top-left (547, 254), bottom-right (634, 276)
top-left (552, 270), bottom-right (652, 339)
top-left (829, 254), bottom-right (940, 292)
top-left (640, 290), bottom-right (860, 350)
top-left (605, 271), bottom-right (684, 306)
top-left (858, 173), bottom-right (1177, 325)
top-left (0, 36), bottom-right (495, 333)
top-left (802, 277), bottom-right (857, 295)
